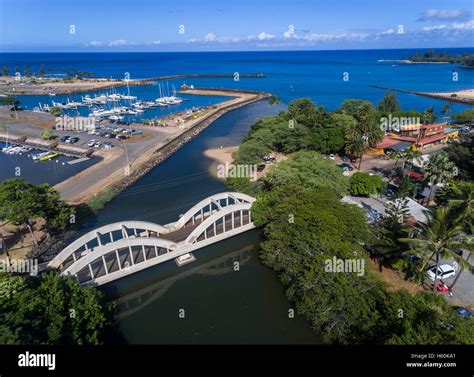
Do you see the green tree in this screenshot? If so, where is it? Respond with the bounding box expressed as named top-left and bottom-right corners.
top-left (262, 151), bottom-right (349, 197)
top-left (441, 103), bottom-right (451, 115)
top-left (286, 98), bottom-right (320, 127)
top-left (451, 109), bottom-right (474, 124)
top-left (423, 152), bottom-right (456, 204)
top-left (49, 106), bottom-right (63, 117)
top-left (350, 172), bottom-right (384, 196)
top-left (40, 129), bottom-right (54, 140)
top-left (1, 65), bottom-right (9, 76)
top-left (400, 206), bottom-right (473, 293)
top-left (0, 272), bottom-right (114, 345)
top-left (445, 134), bottom-right (474, 181)
top-left (377, 92), bottom-right (401, 112)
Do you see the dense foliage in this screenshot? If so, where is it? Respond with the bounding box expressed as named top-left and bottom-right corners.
top-left (252, 186), bottom-right (474, 344)
top-left (0, 272), bottom-right (114, 345)
top-left (350, 172), bottom-right (384, 196)
top-left (445, 134), bottom-right (474, 181)
top-left (409, 50), bottom-right (474, 67)
top-left (262, 151), bottom-right (349, 197)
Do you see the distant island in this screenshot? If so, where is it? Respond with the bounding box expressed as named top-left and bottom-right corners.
top-left (408, 50), bottom-right (474, 68)
top-left (378, 50), bottom-right (474, 68)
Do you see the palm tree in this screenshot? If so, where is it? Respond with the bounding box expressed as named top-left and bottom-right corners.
top-left (422, 152), bottom-right (456, 205)
top-left (441, 103), bottom-right (451, 115)
top-left (345, 133), bottom-right (366, 169)
top-left (400, 206), bottom-right (474, 293)
top-left (446, 181), bottom-right (474, 226)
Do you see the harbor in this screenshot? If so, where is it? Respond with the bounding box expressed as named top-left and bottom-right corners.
top-left (0, 86), bottom-right (270, 205)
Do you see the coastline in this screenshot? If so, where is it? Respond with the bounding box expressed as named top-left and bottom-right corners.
top-left (369, 85), bottom-right (474, 105)
top-left (203, 145), bottom-right (238, 179)
top-left (53, 88), bottom-right (270, 208)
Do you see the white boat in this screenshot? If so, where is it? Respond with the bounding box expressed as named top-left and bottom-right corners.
top-left (32, 151), bottom-right (50, 160)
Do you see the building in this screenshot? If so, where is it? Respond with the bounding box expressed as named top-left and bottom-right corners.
top-left (389, 122), bottom-right (459, 150)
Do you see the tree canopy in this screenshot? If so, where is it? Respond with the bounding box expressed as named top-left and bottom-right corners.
top-left (0, 272), bottom-right (114, 345)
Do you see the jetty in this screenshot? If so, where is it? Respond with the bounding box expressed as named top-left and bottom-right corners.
top-left (369, 85), bottom-right (474, 105)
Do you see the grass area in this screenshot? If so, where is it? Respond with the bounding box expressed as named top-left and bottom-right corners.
top-left (86, 187), bottom-right (119, 213)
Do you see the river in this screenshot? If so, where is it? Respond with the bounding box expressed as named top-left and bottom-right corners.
top-left (90, 99), bottom-right (321, 344)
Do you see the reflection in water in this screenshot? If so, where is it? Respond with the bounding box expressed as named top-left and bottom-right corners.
top-left (114, 244), bottom-right (253, 320)
top-left (103, 230), bottom-right (321, 344)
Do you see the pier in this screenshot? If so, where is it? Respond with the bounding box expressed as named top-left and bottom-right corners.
top-left (369, 85), bottom-right (474, 105)
top-left (48, 192), bottom-right (256, 286)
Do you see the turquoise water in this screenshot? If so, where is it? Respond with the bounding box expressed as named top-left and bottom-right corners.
top-left (1, 49), bottom-right (473, 344)
top-left (3, 48), bottom-right (474, 113)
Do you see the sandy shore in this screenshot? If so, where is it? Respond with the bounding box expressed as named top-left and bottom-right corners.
top-left (428, 89), bottom-right (474, 101)
top-left (203, 146), bottom-right (238, 179)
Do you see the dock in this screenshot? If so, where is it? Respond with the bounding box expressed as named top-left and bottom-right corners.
top-left (67, 157), bottom-right (90, 165)
top-left (369, 85), bottom-right (474, 105)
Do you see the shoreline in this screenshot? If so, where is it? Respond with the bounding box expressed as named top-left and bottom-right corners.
top-left (0, 73), bottom-right (266, 96)
top-left (53, 88), bottom-right (270, 207)
top-left (369, 85), bottom-right (474, 105)
top-left (203, 146), bottom-right (238, 179)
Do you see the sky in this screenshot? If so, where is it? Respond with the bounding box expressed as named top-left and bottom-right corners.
top-left (0, 0), bottom-right (473, 52)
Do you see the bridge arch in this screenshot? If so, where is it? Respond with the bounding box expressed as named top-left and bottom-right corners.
top-left (48, 221), bottom-right (169, 269)
top-left (184, 202), bottom-right (253, 244)
top-left (169, 192), bottom-right (255, 231)
top-left (62, 237), bottom-right (178, 285)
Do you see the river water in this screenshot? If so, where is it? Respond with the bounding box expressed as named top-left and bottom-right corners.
top-left (3, 49), bottom-right (473, 343)
top-left (90, 99), bottom-right (321, 344)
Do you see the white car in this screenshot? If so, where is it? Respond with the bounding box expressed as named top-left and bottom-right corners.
top-left (329, 154), bottom-right (335, 160)
top-left (93, 141), bottom-right (103, 148)
top-left (87, 140), bottom-right (97, 147)
top-left (426, 264), bottom-right (456, 281)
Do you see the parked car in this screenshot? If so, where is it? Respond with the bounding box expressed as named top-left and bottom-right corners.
top-left (130, 129), bottom-right (143, 135)
top-left (93, 141), bottom-right (102, 148)
top-left (454, 307), bottom-right (474, 319)
top-left (87, 139), bottom-right (97, 147)
top-left (329, 154), bottom-right (335, 160)
top-left (338, 163), bottom-right (353, 172)
top-left (426, 264), bottom-right (456, 281)
top-left (116, 134), bottom-right (128, 140)
top-left (60, 136), bottom-right (71, 142)
top-left (67, 137), bottom-right (79, 144)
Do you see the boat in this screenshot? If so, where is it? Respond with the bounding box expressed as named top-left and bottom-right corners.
top-left (40, 152), bottom-right (60, 161)
top-left (32, 151), bottom-right (50, 160)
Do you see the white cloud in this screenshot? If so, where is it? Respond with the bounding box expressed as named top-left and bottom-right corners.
top-left (257, 32), bottom-right (275, 40)
top-left (423, 20), bottom-right (474, 31)
top-left (380, 29), bottom-right (395, 35)
top-left (108, 39), bottom-right (130, 47)
top-left (85, 41), bottom-right (103, 47)
top-left (417, 9), bottom-right (470, 22)
top-left (149, 40), bottom-right (161, 45)
top-left (204, 33), bottom-right (217, 42)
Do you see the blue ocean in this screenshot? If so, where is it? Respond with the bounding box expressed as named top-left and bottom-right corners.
top-left (2, 48), bottom-right (473, 114)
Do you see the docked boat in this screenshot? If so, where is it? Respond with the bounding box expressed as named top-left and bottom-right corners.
top-left (32, 151), bottom-right (51, 160)
top-left (40, 152), bottom-right (60, 161)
